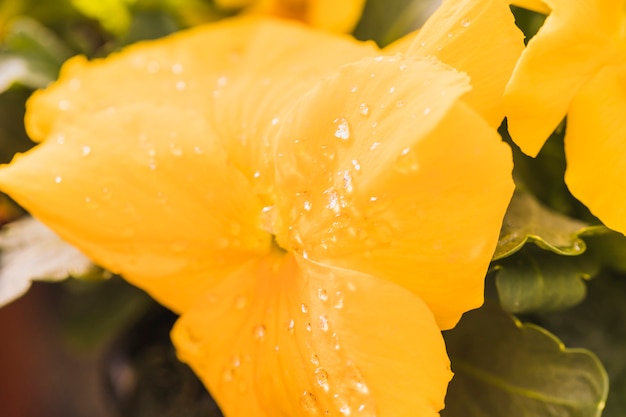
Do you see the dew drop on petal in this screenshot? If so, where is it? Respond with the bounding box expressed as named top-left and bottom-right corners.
top-left (175, 81), bottom-right (186, 91)
top-left (319, 315), bottom-right (329, 332)
top-left (310, 354), bottom-right (320, 366)
top-left (395, 147), bottom-right (420, 174)
top-left (252, 324), bottom-right (266, 340)
top-left (339, 405), bottom-right (351, 416)
top-left (54, 176), bottom-right (62, 184)
top-left (315, 368), bottom-right (330, 391)
top-left (81, 146), bottom-right (91, 156)
top-left (334, 292), bottom-right (344, 309)
top-left (287, 319), bottom-right (295, 334)
top-left (317, 288), bottom-right (328, 302)
top-left (358, 103), bottom-right (369, 116)
top-left (423, 107), bottom-right (432, 116)
top-left (300, 391), bottom-right (318, 412)
top-left (301, 303), bottom-right (309, 314)
top-left (234, 295), bottom-right (248, 310)
top-left (461, 18), bottom-right (471, 27)
top-left (333, 117), bottom-right (351, 141)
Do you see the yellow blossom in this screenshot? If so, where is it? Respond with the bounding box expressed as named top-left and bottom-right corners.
top-left (505, 0), bottom-right (626, 233)
top-left (0, 1), bottom-right (522, 415)
top-left (214, 0), bottom-right (366, 33)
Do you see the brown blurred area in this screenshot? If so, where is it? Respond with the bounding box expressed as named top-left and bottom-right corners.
top-left (0, 282), bottom-right (114, 417)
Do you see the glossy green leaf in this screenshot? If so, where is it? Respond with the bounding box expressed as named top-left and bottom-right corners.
top-left (442, 303), bottom-right (608, 417)
top-left (495, 246), bottom-right (598, 313)
top-left (353, 0), bottom-right (440, 46)
top-left (495, 190), bottom-right (593, 260)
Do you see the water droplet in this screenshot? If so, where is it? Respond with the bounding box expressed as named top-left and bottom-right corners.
top-left (169, 144), bottom-right (183, 157)
top-left (231, 355), bottom-right (241, 368)
top-left (461, 18), bottom-right (471, 27)
top-left (317, 288), bottom-right (328, 301)
top-left (347, 282), bottom-right (357, 292)
top-left (341, 170), bottom-right (354, 193)
top-left (388, 86), bottom-right (396, 94)
top-left (395, 147), bottom-right (420, 173)
top-left (56, 134), bottom-right (65, 145)
top-left (222, 367), bottom-right (234, 382)
top-left (234, 295), bottom-right (248, 309)
top-left (53, 175), bottom-right (63, 184)
top-left (58, 100), bottom-right (70, 111)
top-left (315, 368), bottom-right (330, 391)
top-left (358, 103), bottom-right (369, 116)
top-left (303, 200), bottom-right (313, 212)
top-left (271, 117), bottom-right (280, 125)
top-left (252, 324), bottom-right (266, 340)
top-left (319, 315), bottom-right (329, 332)
top-left (260, 206), bottom-right (276, 234)
top-left (81, 145), bottom-right (91, 156)
top-left (350, 85), bottom-right (358, 93)
top-left (171, 63), bottom-right (183, 74)
top-left (395, 100), bottom-right (405, 108)
top-left (399, 63), bottom-right (407, 71)
top-left (68, 78), bottom-right (81, 90)
top-left (334, 292), bottom-right (344, 309)
top-left (325, 188), bottom-right (340, 212)
top-left (351, 159), bottom-right (361, 172)
top-left (217, 76), bottom-right (228, 87)
top-left (301, 303), bottom-right (309, 314)
top-left (333, 333), bottom-right (341, 350)
top-left (369, 141), bottom-right (380, 151)
top-left (447, 32), bottom-right (454, 38)
top-left (287, 319), bottom-right (295, 334)
top-left (310, 354), bottom-right (320, 366)
top-left (300, 391), bottom-right (318, 412)
top-left (175, 81), bottom-right (186, 91)
top-left (339, 405), bottom-right (351, 415)
top-left (333, 117), bottom-right (351, 141)
top-left (147, 61), bottom-right (160, 73)
top-left (423, 107), bottom-right (432, 116)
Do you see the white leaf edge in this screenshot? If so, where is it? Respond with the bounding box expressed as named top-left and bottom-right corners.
top-left (0, 216), bottom-right (94, 307)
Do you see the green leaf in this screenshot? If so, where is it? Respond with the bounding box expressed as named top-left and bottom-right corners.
top-left (353, 0), bottom-right (440, 46)
top-left (442, 303), bottom-right (608, 417)
top-left (494, 246), bottom-right (599, 314)
top-left (531, 272), bottom-right (626, 417)
top-left (71, 0), bottom-right (132, 35)
top-left (495, 190), bottom-right (594, 260)
top-left (0, 17), bottom-right (74, 91)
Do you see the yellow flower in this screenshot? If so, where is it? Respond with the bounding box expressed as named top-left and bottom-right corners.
top-left (214, 0), bottom-right (366, 33)
top-left (505, 0), bottom-right (626, 233)
top-left (0, 1), bottom-right (521, 415)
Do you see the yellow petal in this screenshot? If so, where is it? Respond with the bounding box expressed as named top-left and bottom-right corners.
top-left (26, 16), bottom-right (376, 198)
top-left (404, 0), bottom-right (525, 127)
top-left (273, 56), bottom-right (514, 329)
top-left (504, 0), bottom-right (622, 156)
top-left (564, 66), bottom-right (626, 235)
top-left (0, 105), bottom-right (270, 313)
top-left (172, 252), bottom-right (452, 417)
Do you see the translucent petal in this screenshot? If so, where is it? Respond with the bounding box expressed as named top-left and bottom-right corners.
top-left (564, 66), bottom-right (626, 235)
top-left (504, 0), bottom-right (622, 156)
top-left (0, 105), bottom-right (270, 313)
top-left (273, 56), bottom-right (514, 329)
top-left (172, 252), bottom-right (452, 417)
top-left (407, 0), bottom-right (525, 127)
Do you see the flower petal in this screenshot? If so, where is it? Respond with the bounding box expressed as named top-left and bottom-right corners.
top-left (0, 105), bottom-right (270, 313)
top-left (273, 56), bottom-right (514, 329)
top-left (26, 16), bottom-right (376, 197)
top-left (564, 66), bottom-right (626, 235)
top-left (504, 0), bottom-right (622, 156)
top-left (172, 252), bottom-right (452, 417)
top-left (405, 0), bottom-right (525, 127)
